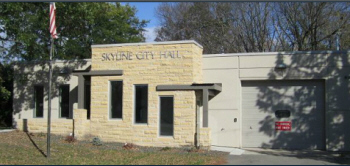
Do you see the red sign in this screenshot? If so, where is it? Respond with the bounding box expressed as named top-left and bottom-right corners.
top-left (275, 121), bottom-right (291, 131)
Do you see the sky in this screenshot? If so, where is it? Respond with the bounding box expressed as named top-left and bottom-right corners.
top-left (121, 2), bottom-right (161, 42)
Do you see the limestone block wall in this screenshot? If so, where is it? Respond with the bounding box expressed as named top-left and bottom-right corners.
top-left (199, 128), bottom-right (211, 147)
top-left (73, 109), bottom-right (91, 139)
top-left (12, 59), bottom-right (91, 131)
top-left (192, 44), bottom-right (204, 83)
top-left (89, 41), bottom-right (205, 147)
top-left (16, 119), bottom-right (73, 135)
top-left (12, 60), bottom-right (90, 136)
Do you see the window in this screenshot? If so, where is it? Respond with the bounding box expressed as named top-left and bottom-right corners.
top-left (34, 85), bottom-right (44, 118)
top-left (160, 96), bottom-right (174, 136)
top-left (85, 77), bottom-right (91, 119)
top-left (59, 85), bottom-right (70, 118)
top-left (110, 81), bottom-right (123, 119)
top-left (134, 85), bottom-right (148, 123)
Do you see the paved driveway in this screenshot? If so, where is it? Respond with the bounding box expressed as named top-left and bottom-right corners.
top-left (224, 148), bottom-right (350, 165)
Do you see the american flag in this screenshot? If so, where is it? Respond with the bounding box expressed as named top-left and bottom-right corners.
top-left (50, 2), bottom-right (58, 39)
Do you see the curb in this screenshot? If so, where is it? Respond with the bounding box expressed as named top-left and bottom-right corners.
top-left (0, 129), bottom-right (15, 133)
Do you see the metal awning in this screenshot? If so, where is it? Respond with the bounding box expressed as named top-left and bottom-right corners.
top-left (72, 70), bottom-right (123, 76)
top-left (156, 83), bottom-right (222, 128)
top-left (156, 83), bottom-right (222, 96)
top-left (73, 67), bottom-right (124, 109)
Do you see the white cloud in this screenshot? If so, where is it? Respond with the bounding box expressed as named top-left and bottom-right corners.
top-left (144, 26), bottom-right (159, 43)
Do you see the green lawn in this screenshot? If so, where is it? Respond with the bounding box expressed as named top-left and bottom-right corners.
top-left (0, 131), bottom-right (227, 165)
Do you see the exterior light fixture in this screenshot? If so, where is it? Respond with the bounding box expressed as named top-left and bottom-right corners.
top-left (275, 63), bottom-right (287, 70)
top-left (59, 67), bottom-right (70, 75)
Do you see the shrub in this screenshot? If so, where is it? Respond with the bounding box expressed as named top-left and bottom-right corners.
top-left (91, 137), bottom-right (102, 146)
top-left (160, 147), bottom-right (172, 151)
top-left (187, 147), bottom-right (206, 153)
top-left (123, 143), bottom-right (137, 150)
top-left (37, 132), bottom-right (45, 137)
top-left (65, 135), bottom-right (76, 143)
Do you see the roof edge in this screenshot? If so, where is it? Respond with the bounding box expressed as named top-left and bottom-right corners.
top-left (203, 50), bottom-right (350, 58)
top-left (13, 59), bottom-right (91, 65)
top-left (91, 40), bottom-right (203, 49)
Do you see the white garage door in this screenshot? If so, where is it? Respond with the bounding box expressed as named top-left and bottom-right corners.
top-left (242, 80), bottom-right (325, 150)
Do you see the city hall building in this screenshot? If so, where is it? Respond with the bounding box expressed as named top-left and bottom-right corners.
top-left (13, 40), bottom-right (350, 151)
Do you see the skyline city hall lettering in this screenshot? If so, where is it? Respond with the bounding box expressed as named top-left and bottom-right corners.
top-left (101, 50), bottom-right (184, 61)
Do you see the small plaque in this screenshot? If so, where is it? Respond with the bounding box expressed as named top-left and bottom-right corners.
top-left (275, 121), bottom-right (291, 131)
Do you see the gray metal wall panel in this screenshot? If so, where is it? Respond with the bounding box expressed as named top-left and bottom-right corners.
top-left (241, 80), bottom-right (325, 150)
top-left (209, 109), bottom-right (239, 147)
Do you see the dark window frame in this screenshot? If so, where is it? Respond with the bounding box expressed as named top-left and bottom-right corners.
top-left (59, 84), bottom-right (70, 118)
top-left (159, 96), bottom-right (174, 137)
top-left (134, 84), bottom-right (148, 124)
top-left (109, 80), bottom-right (123, 119)
top-left (33, 85), bottom-right (44, 118)
top-left (85, 76), bottom-right (91, 119)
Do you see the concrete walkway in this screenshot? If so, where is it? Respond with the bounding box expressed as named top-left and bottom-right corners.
top-left (211, 147), bottom-right (350, 165)
top-left (211, 146), bottom-right (245, 155)
top-left (0, 129), bottom-right (15, 133)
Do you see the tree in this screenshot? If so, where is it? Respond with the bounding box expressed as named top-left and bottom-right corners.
top-left (273, 2), bottom-right (350, 51)
top-left (155, 2), bottom-right (350, 53)
top-left (0, 63), bottom-right (12, 127)
top-left (0, 2), bottom-right (148, 61)
top-left (0, 2), bottom-right (148, 127)
top-left (156, 2), bottom-right (277, 53)
top-left (234, 2), bottom-right (274, 52)
top-left (155, 2), bottom-right (240, 54)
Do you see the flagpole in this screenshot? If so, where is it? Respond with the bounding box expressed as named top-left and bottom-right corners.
top-left (48, 2), bottom-right (57, 158)
top-left (47, 37), bottom-right (53, 158)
